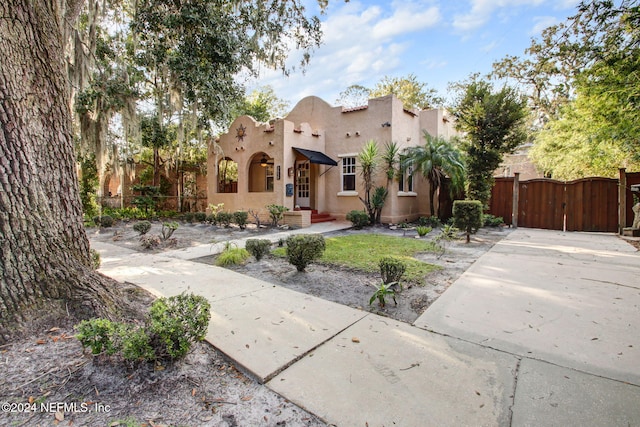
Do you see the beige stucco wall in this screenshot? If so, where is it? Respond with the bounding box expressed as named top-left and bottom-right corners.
top-left (207, 94), bottom-right (459, 224)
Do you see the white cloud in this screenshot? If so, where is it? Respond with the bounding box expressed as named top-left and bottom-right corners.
top-left (529, 15), bottom-right (559, 35)
top-left (253, 1), bottom-right (443, 106)
top-left (453, 0), bottom-right (546, 32)
top-left (372, 5), bottom-right (441, 39)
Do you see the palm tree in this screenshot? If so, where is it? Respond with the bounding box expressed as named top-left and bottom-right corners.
top-left (403, 131), bottom-right (465, 217)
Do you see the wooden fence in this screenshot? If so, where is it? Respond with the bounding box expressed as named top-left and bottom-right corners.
top-left (489, 169), bottom-right (639, 233)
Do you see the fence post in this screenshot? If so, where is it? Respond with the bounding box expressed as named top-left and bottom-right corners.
top-left (619, 168), bottom-right (626, 234)
top-left (512, 173), bottom-right (519, 229)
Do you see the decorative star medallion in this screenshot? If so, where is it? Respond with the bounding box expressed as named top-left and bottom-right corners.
top-left (236, 124), bottom-right (247, 142)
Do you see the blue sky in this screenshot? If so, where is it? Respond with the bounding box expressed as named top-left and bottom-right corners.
top-left (247, 0), bottom-right (580, 108)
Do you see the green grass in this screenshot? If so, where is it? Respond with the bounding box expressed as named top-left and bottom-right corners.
top-left (274, 234), bottom-right (441, 285)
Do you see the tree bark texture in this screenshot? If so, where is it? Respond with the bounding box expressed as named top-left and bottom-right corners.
top-left (0, 0), bottom-right (117, 343)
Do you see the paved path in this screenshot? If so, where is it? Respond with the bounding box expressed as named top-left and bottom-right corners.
top-left (92, 227), bottom-right (640, 427)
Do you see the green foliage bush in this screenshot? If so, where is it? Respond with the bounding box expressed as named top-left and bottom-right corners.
top-left (103, 207), bottom-right (157, 221)
top-left (245, 239), bottom-right (271, 261)
top-left (205, 214), bottom-right (216, 224)
top-left (76, 318), bottom-right (120, 356)
top-left (379, 257), bottom-right (406, 284)
top-left (194, 212), bottom-right (207, 223)
top-left (233, 211), bottom-right (249, 230)
top-left (148, 293), bottom-right (211, 360)
top-left (285, 234), bottom-right (326, 272)
top-left (483, 214), bottom-right (504, 227)
top-left (418, 216), bottom-right (442, 228)
top-left (183, 212), bottom-right (195, 223)
top-left (267, 204), bottom-right (289, 226)
top-left (215, 247), bottom-right (250, 266)
top-left (452, 200), bottom-right (483, 243)
top-left (133, 220), bottom-right (152, 235)
top-left (93, 215), bottom-right (115, 228)
top-left (75, 293), bottom-right (210, 362)
top-left (217, 211), bottom-right (233, 228)
top-left (120, 326), bottom-right (154, 361)
top-left (346, 210), bottom-right (369, 229)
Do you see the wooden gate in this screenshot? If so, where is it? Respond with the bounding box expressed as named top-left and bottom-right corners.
top-left (490, 177), bottom-right (619, 232)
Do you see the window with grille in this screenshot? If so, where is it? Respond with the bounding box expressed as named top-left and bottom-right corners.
top-left (341, 156), bottom-right (356, 191)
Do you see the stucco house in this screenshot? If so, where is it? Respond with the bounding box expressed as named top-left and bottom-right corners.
top-left (206, 94), bottom-right (457, 226)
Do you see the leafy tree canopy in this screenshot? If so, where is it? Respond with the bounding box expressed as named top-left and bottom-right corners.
top-left (336, 75), bottom-right (443, 110)
top-left (369, 74), bottom-right (443, 110)
top-left (230, 85), bottom-right (291, 123)
top-left (493, 0), bottom-right (640, 178)
top-left (335, 85), bottom-right (370, 108)
top-left (451, 77), bottom-right (528, 205)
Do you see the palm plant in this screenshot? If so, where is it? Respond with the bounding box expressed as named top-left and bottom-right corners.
top-left (358, 140), bottom-right (380, 224)
top-left (402, 132), bottom-right (465, 217)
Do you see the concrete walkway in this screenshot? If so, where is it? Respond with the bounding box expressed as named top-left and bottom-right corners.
top-left (92, 227), bottom-right (640, 427)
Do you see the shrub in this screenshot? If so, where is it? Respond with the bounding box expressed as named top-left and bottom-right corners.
top-left (217, 211), bottom-right (233, 228)
top-left (75, 293), bottom-right (210, 362)
top-left (267, 204), bottom-right (289, 226)
top-left (157, 210), bottom-right (178, 219)
top-left (183, 212), bottom-right (195, 223)
top-left (133, 220), bottom-right (152, 235)
top-left (346, 210), bottom-right (369, 229)
top-left (418, 216), bottom-right (442, 228)
top-left (75, 318), bottom-right (120, 356)
top-left (194, 212), bottom-right (207, 223)
top-left (416, 226), bottom-right (432, 237)
top-left (379, 257), bottom-right (406, 284)
top-left (93, 215), bottom-right (115, 228)
top-left (452, 200), bottom-right (483, 243)
top-left (285, 234), bottom-right (326, 272)
top-left (148, 293), bottom-right (210, 360)
top-left (215, 247), bottom-right (250, 266)
top-left (161, 222), bottom-right (179, 240)
top-left (245, 239), bottom-right (271, 261)
top-left (205, 214), bottom-right (216, 224)
top-left (233, 211), bottom-right (249, 230)
top-left (208, 203), bottom-right (224, 216)
top-left (483, 214), bottom-right (504, 227)
top-left (140, 234), bottom-right (161, 249)
top-left (90, 249), bottom-right (101, 270)
top-left (120, 326), bottom-right (154, 362)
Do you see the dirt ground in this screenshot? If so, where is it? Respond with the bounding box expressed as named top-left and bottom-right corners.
top-left (0, 221), bottom-right (509, 427)
top-left (194, 225), bottom-right (510, 324)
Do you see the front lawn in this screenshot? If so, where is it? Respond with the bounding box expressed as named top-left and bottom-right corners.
top-left (276, 234), bottom-right (440, 285)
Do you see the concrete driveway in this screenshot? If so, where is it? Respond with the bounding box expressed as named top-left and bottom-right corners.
top-left (415, 228), bottom-right (640, 426)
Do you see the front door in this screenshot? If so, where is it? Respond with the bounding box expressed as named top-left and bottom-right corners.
top-left (296, 160), bottom-right (310, 208)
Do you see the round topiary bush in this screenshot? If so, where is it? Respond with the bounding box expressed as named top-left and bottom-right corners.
top-left (133, 220), bottom-right (152, 235)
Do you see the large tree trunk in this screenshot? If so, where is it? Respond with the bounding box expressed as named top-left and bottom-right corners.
top-left (0, 0), bottom-right (118, 343)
